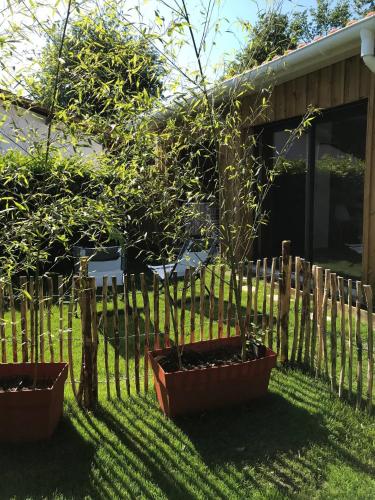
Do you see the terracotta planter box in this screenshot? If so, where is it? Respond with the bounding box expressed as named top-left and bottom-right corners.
top-left (0, 363), bottom-right (68, 443)
top-left (149, 336), bottom-right (277, 417)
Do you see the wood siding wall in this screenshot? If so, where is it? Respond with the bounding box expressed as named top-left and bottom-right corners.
top-left (231, 55), bottom-right (375, 286)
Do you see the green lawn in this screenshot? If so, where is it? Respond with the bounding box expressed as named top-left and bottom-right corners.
top-left (0, 271), bottom-right (375, 499)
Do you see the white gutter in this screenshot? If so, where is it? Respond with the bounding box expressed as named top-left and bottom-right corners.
top-left (360, 28), bottom-right (375, 73)
top-left (221, 14), bottom-right (375, 94)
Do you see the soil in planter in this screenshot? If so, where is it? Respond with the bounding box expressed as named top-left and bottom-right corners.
top-left (156, 340), bottom-right (267, 373)
top-left (0, 376), bottom-right (54, 392)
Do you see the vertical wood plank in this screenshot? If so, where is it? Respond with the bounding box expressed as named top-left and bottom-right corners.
top-left (46, 277), bottom-right (54, 362)
top-left (226, 270), bottom-right (233, 338)
top-left (315, 267), bottom-right (324, 376)
top-left (322, 269), bottom-right (330, 379)
top-left (268, 258), bottom-right (277, 349)
top-left (173, 272), bottom-right (179, 343)
top-left (0, 280), bottom-right (5, 363)
top-left (253, 259), bottom-right (261, 328)
top-left (199, 268), bottom-right (205, 341)
top-left (236, 263), bottom-right (244, 337)
top-left (29, 277), bottom-right (34, 363)
top-left (8, 282), bottom-right (17, 362)
top-left (181, 269), bottom-right (189, 344)
top-left (330, 273), bottom-right (338, 393)
top-left (153, 274), bottom-right (160, 349)
top-left (141, 274), bottom-right (150, 393)
top-left (363, 285), bottom-right (373, 414)
top-left (356, 281), bottom-right (363, 410)
top-left (246, 261), bottom-right (253, 334)
top-left (20, 276), bottom-right (29, 362)
top-left (68, 277), bottom-right (77, 399)
top-left (209, 266), bottom-right (215, 340)
top-left (131, 274), bottom-right (140, 395)
top-left (190, 268), bottom-right (196, 343)
top-left (280, 241), bottom-right (291, 364)
top-left (112, 276), bottom-right (121, 398)
top-left (102, 276), bottom-right (110, 399)
top-left (124, 275), bottom-right (131, 396)
top-left (38, 277), bottom-right (44, 363)
top-left (291, 257), bottom-right (301, 363)
top-left (164, 274), bottom-right (171, 347)
top-left (310, 266), bottom-right (317, 371)
top-left (301, 262), bottom-right (312, 365)
top-left (218, 264), bottom-right (225, 338)
top-left (338, 276), bottom-right (346, 398)
top-left (90, 277), bottom-right (98, 404)
top-left (348, 279), bottom-right (353, 401)
top-left (261, 258), bottom-right (268, 336)
top-left (58, 276), bottom-right (64, 362)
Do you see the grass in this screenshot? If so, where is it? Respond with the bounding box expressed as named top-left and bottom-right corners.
top-left (1, 269), bottom-right (375, 498)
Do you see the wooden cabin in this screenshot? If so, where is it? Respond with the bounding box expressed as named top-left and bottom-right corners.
top-left (219, 12), bottom-right (375, 286)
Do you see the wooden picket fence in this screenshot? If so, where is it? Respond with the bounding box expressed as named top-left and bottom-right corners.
top-left (0, 242), bottom-right (373, 413)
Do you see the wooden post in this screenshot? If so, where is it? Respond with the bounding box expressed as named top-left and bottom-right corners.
top-left (315, 267), bottom-right (324, 376)
top-left (298, 261), bottom-right (308, 364)
top-left (208, 266), bottom-right (215, 340)
top-left (199, 268), bottom-right (205, 341)
top-left (356, 281), bottom-right (363, 410)
top-left (173, 272), bottom-right (179, 343)
top-left (124, 275), bottom-right (131, 396)
top-left (131, 274), bottom-right (140, 394)
top-left (190, 268), bottom-right (196, 343)
top-left (330, 273), bottom-right (337, 393)
top-left (363, 285), bottom-right (373, 414)
top-left (338, 276), bottom-right (346, 398)
top-left (276, 276), bottom-right (282, 356)
top-left (236, 263), bottom-right (244, 337)
top-left (291, 257), bottom-right (301, 363)
top-left (153, 274), bottom-right (160, 349)
top-left (58, 275), bottom-right (64, 362)
top-left (20, 276), bottom-right (29, 362)
top-left (46, 277), bottom-right (54, 362)
top-left (268, 258), bottom-right (276, 348)
top-left (67, 277), bottom-right (77, 400)
top-left (321, 269), bottom-right (330, 379)
top-left (280, 241), bottom-right (291, 364)
top-left (262, 258), bottom-right (268, 337)
top-left (310, 265), bottom-right (318, 372)
top-left (141, 273), bottom-right (150, 393)
top-left (102, 276), bottom-right (110, 400)
top-left (218, 264), bottom-right (225, 338)
top-left (0, 280), bottom-right (5, 363)
top-left (8, 282), bottom-right (17, 362)
top-left (348, 279), bottom-right (353, 401)
top-left (226, 270), bottom-right (233, 338)
top-left (112, 276), bottom-right (121, 399)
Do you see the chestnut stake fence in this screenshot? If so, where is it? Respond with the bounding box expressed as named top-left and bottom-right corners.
top-left (0, 241), bottom-right (373, 413)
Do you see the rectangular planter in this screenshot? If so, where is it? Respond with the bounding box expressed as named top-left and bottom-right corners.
top-left (149, 336), bottom-right (277, 417)
top-left (0, 363), bottom-right (68, 443)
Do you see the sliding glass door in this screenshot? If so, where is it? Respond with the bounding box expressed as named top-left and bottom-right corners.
top-left (261, 100), bottom-right (367, 279)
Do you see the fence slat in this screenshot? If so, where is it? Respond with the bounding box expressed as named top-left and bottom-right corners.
top-left (330, 273), bottom-right (338, 393)
top-left (38, 277), bottom-right (44, 363)
top-left (164, 274), bottom-right (171, 348)
top-left (153, 274), bottom-right (160, 349)
top-left (261, 258), bottom-right (268, 337)
top-left (246, 261), bottom-right (253, 334)
top-left (218, 264), bottom-right (225, 338)
top-left (253, 260), bottom-right (261, 328)
top-left (124, 275), bottom-right (131, 396)
top-left (131, 274), bottom-right (140, 394)
top-left (58, 276), bottom-right (64, 362)
top-left (302, 262), bottom-right (312, 365)
top-left (190, 268), bottom-right (196, 343)
top-left (363, 285), bottom-right (373, 414)
top-left (227, 270), bottom-right (233, 338)
top-left (181, 269), bottom-right (189, 345)
top-left (199, 268), bottom-right (205, 341)
top-left (8, 282), bottom-right (17, 362)
top-left (68, 277), bottom-right (77, 400)
top-left (348, 279), bottom-right (353, 401)
top-left (141, 273), bottom-right (150, 393)
top-left (280, 241), bottom-right (291, 364)
top-left (112, 276), bottom-right (121, 399)
top-left (315, 267), bottom-right (324, 376)
top-left (90, 278), bottom-right (98, 404)
top-left (173, 272), bottom-right (179, 344)
top-left (268, 258), bottom-right (276, 348)
top-left (338, 276), bottom-right (346, 398)
top-left (236, 263), bottom-right (244, 337)
top-left (209, 266), bottom-right (215, 340)
top-left (102, 276), bottom-right (110, 400)
top-left (321, 269), bottom-right (330, 379)
top-left (0, 280), bottom-right (5, 363)
top-left (29, 277), bottom-right (34, 363)
top-left (356, 281), bottom-right (363, 410)
top-left (20, 276), bottom-right (29, 362)
top-left (46, 277), bottom-right (54, 362)
top-left (291, 257), bottom-right (301, 363)
top-left (310, 265), bottom-right (317, 372)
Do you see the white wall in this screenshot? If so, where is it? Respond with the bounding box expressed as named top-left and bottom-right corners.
top-left (0, 103), bottom-right (102, 157)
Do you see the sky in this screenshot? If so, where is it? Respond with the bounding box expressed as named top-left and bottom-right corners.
top-left (0, 0), bottom-right (315, 92)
